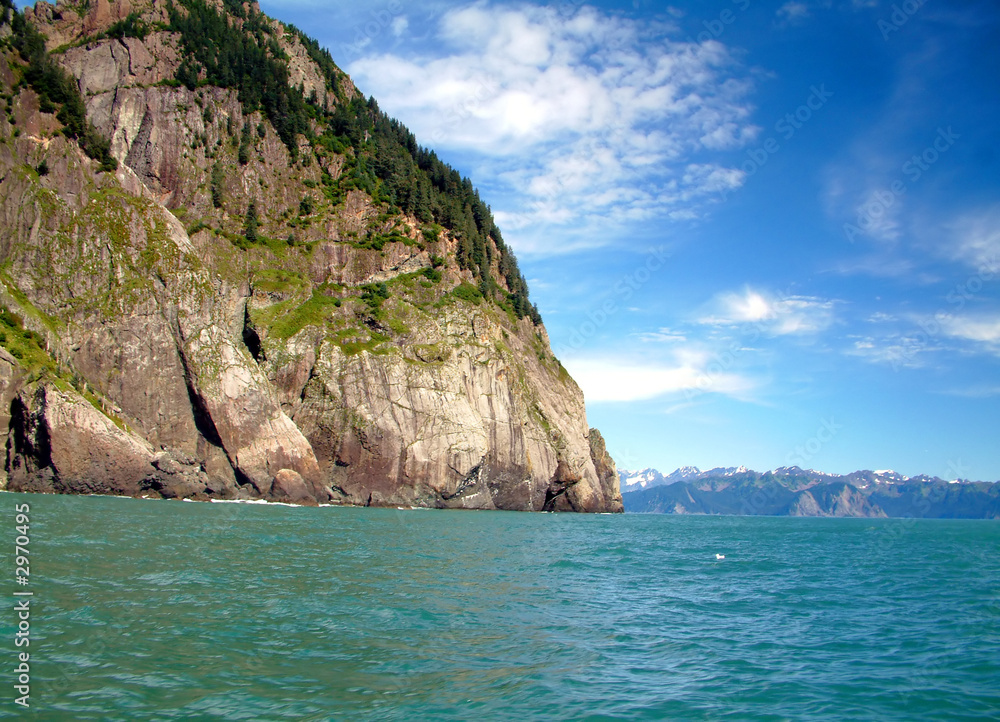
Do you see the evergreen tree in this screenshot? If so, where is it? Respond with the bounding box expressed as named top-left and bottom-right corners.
top-left (244, 201), bottom-right (258, 243)
top-left (210, 163), bottom-right (224, 208)
top-left (238, 122), bottom-right (251, 165)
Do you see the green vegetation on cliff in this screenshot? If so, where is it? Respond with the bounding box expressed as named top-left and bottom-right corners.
top-left (164, 0), bottom-right (540, 323)
top-left (0, 0), bottom-right (539, 322)
top-left (0, 305), bottom-right (50, 370)
top-left (168, 0), bottom-right (311, 154)
top-left (324, 96), bottom-right (540, 324)
top-left (5, 6), bottom-right (117, 172)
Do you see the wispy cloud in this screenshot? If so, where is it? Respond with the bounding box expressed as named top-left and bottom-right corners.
top-left (938, 313), bottom-right (1000, 350)
top-left (828, 251), bottom-right (922, 280)
top-left (562, 354), bottom-right (757, 403)
top-left (348, 2), bottom-right (758, 255)
top-left (845, 334), bottom-right (938, 369)
top-left (390, 16), bottom-right (409, 38)
top-left (637, 327), bottom-right (688, 343)
top-left (940, 385), bottom-right (1000, 399)
top-left (823, 146), bottom-right (907, 247)
top-left (942, 204), bottom-right (1000, 271)
top-left (847, 309), bottom-right (1000, 369)
top-left (776, 2), bottom-right (811, 25)
top-left (698, 287), bottom-right (838, 335)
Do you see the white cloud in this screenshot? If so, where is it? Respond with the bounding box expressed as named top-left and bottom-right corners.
top-left (834, 203), bottom-right (999, 282)
top-left (844, 335), bottom-right (936, 369)
top-left (637, 327), bottom-right (688, 343)
top-left (938, 314), bottom-right (1000, 347)
top-left (829, 252), bottom-right (920, 279)
top-left (848, 311), bottom-right (1000, 369)
top-left (562, 354), bottom-right (756, 403)
top-left (777, 2), bottom-right (811, 24)
top-left (698, 288), bottom-right (837, 335)
top-left (390, 16), bottom-right (409, 38)
top-left (943, 205), bottom-right (1000, 272)
top-left (347, 3), bottom-right (757, 255)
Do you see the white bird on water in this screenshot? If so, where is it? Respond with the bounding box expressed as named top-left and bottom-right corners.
top-left (715, 553), bottom-right (726, 560)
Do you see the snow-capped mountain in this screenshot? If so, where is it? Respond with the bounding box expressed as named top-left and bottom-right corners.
top-left (620, 464), bottom-right (988, 495)
top-left (620, 465), bottom-right (787, 493)
top-left (619, 466), bottom-right (702, 493)
top-left (843, 470), bottom-right (911, 489)
top-left (620, 464), bottom-right (1000, 518)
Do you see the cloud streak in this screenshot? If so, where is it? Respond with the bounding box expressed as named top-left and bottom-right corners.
top-left (698, 287), bottom-right (838, 335)
top-left (562, 354), bottom-right (757, 403)
top-left (944, 204), bottom-right (1000, 271)
top-left (938, 314), bottom-right (1000, 349)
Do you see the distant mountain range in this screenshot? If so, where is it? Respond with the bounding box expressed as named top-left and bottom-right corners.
top-left (620, 466), bottom-right (1000, 518)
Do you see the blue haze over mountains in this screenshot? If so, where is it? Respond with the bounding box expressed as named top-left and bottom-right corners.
top-left (620, 466), bottom-right (1000, 518)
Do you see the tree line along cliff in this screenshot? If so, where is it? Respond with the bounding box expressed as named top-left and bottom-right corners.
top-left (0, 0), bottom-right (623, 512)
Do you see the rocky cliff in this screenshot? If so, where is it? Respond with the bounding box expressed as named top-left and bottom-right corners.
top-left (0, 0), bottom-right (623, 512)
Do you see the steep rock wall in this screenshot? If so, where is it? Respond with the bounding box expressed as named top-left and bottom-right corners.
top-left (0, 0), bottom-right (623, 512)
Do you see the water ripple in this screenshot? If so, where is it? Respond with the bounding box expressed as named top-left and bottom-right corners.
top-left (1, 495), bottom-right (997, 720)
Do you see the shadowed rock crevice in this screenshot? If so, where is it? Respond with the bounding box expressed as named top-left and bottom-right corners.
top-left (7, 393), bottom-right (54, 486)
top-left (172, 323), bottom-right (250, 494)
top-left (242, 301), bottom-right (265, 364)
top-left (442, 461), bottom-right (483, 501)
top-left (179, 359), bottom-right (224, 449)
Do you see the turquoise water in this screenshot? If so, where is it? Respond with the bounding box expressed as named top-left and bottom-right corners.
top-left (1, 493), bottom-right (999, 720)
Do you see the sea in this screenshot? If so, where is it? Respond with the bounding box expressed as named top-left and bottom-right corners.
top-left (1, 492), bottom-right (998, 721)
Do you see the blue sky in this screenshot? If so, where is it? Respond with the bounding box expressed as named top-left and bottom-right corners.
top-left (267, 1), bottom-right (993, 479)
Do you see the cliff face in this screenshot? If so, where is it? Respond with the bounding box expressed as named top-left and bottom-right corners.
top-left (0, 0), bottom-right (623, 512)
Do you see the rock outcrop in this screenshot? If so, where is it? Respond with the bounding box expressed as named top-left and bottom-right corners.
top-left (589, 428), bottom-right (624, 511)
top-left (0, 0), bottom-right (622, 512)
top-left (787, 482), bottom-right (884, 518)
